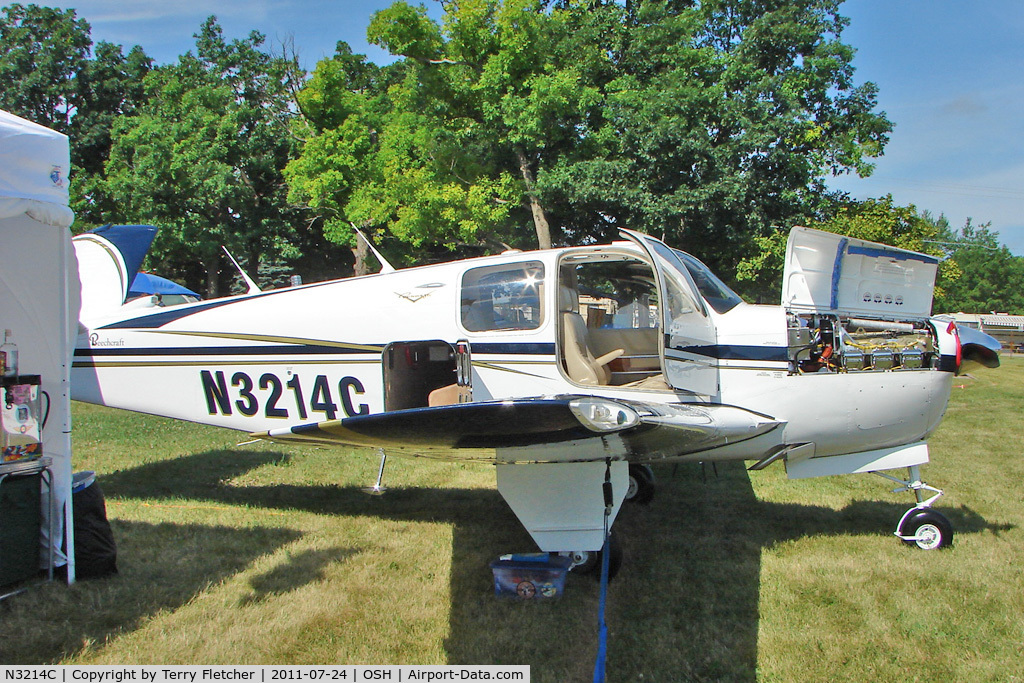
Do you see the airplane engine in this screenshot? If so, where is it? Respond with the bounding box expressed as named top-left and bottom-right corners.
top-left (787, 313), bottom-right (940, 374)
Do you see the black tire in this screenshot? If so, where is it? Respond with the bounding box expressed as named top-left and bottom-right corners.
top-left (568, 549), bottom-right (599, 574)
top-left (899, 509), bottom-right (954, 550)
top-left (602, 533), bottom-right (624, 579)
top-left (568, 534), bottom-right (623, 580)
top-left (625, 464), bottom-right (655, 505)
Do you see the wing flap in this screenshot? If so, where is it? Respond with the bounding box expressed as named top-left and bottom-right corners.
top-left (253, 398), bottom-right (594, 451)
top-left (251, 395), bottom-right (784, 464)
top-left (626, 403), bottom-right (784, 459)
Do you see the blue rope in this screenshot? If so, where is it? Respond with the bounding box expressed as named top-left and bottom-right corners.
top-left (592, 505), bottom-right (611, 682)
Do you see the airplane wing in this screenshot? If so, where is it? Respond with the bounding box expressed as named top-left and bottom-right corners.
top-left (251, 395), bottom-right (784, 464)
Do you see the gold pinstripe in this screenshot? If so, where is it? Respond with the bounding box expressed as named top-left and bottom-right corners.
top-left (141, 329), bottom-right (385, 352)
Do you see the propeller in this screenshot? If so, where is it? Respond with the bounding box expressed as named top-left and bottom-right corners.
top-left (946, 320), bottom-right (1001, 375)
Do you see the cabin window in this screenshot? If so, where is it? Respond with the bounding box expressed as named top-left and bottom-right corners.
top-left (673, 250), bottom-right (743, 314)
top-left (460, 261), bottom-right (545, 332)
top-left (569, 259), bottom-right (659, 331)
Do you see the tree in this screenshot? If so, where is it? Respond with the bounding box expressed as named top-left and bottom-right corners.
top-left (735, 195), bottom-right (957, 307)
top-left (287, 0), bottom-right (608, 258)
top-left (104, 17), bottom-right (301, 297)
top-left (284, 41), bottom-right (402, 273)
top-left (68, 41), bottom-right (153, 225)
top-left (933, 220), bottom-right (1024, 314)
top-left (298, 0), bottom-right (891, 267)
top-left (0, 3), bottom-right (90, 131)
top-left (542, 0), bottom-right (892, 272)
top-left (0, 4), bottom-right (153, 225)
top-left (363, 0), bottom-right (581, 250)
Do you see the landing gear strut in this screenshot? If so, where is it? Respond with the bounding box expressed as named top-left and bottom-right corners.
top-left (877, 464), bottom-right (953, 549)
top-left (360, 449), bottom-right (388, 495)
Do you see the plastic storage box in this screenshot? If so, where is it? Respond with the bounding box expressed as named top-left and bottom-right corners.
top-left (490, 553), bottom-right (571, 599)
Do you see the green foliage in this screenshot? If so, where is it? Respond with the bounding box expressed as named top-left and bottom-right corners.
top-left (290, 0), bottom-right (891, 266)
top-left (0, 3), bottom-right (90, 131)
top-left (0, 4), bottom-right (153, 225)
top-left (544, 0), bottom-right (892, 271)
top-left (19, 0), bottom-right (1017, 310)
top-left (733, 228), bottom-right (789, 302)
top-left (814, 195), bottom-right (941, 252)
top-left (934, 220), bottom-right (1024, 314)
top-left (733, 194), bottom-right (1024, 316)
top-left (67, 42), bottom-right (153, 224)
top-left (104, 18), bottom-right (303, 296)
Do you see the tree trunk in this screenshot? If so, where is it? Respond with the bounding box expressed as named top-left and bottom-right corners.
top-left (353, 234), bottom-right (371, 277)
top-left (515, 147), bottom-right (552, 250)
top-left (246, 245), bottom-right (261, 291)
top-left (203, 254), bottom-right (220, 299)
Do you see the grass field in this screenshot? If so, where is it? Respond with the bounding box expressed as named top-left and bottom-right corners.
top-left (2, 359), bottom-right (1023, 681)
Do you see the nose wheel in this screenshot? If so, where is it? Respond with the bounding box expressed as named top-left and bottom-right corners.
top-left (897, 508), bottom-right (953, 550)
top-left (877, 465), bottom-right (953, 550)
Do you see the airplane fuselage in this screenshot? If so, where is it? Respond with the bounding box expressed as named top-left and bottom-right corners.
top-left (72, 237), bottom-right (956, 466)
top-left (71, 226), bottom-right (997, 557)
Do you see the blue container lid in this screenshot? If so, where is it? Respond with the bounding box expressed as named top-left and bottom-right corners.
top-left (72, 471), bottom-right (95, 493)
top-left (490, 553), bottom-right (571, 570)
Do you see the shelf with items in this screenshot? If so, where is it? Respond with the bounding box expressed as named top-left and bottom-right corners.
top-left (0, 456), bottom-right (55, 599)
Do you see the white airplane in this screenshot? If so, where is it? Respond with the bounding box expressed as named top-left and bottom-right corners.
top-left (70, 224), bottom-right (1000, 574)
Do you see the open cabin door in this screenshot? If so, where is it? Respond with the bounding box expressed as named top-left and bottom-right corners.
top-left (620, 230), bottom-right (718, 396)
top-left (383, 340), bottom-right (472, 411)
top-left (782, 226), bottom-right (938, 320)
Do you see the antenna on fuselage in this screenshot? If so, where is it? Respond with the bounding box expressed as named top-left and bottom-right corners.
top-left (221, 246), bottom-right (263, 294)
top-left (351, 224), bottom-right (397, 274)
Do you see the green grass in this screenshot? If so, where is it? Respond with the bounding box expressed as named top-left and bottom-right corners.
top-left (2, 359), bottom-right (1023, 681)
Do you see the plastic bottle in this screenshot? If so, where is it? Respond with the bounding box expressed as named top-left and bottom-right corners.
top-left (0, 329), bottom-right (18, 377)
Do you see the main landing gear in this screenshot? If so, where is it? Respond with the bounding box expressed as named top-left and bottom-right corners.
top-left (565, 533), bottom-right (624, 579)
top-left (564, 464), bottom-right (654, 580)
top-left (877, 465), bottom-right (953, 549)
top-left (625, 464), bottom-right (655, 505)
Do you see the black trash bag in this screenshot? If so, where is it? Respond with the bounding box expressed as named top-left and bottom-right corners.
top-left (72, 476), bottom-right (118, 579)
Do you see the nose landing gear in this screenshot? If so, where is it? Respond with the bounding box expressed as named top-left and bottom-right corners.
top-left (877, 465), bottom-right (953, 549)
top-left (897, 508), bottom-right (953, 550)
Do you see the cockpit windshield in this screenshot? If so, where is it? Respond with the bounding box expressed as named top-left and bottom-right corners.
top-left (673, 250), bottom-right (744, 314)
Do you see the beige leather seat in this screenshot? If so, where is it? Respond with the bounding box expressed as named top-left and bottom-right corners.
top-left (428, 383), bottom-right (471, 406)
top-left (559, 286), bottom-right (623, 385)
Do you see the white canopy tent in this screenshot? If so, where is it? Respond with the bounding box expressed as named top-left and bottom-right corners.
top-left (0, 109), bottom-right (81, 581)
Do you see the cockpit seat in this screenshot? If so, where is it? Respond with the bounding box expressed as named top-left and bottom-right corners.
top-left (560, 286), bottom-right (623, 385)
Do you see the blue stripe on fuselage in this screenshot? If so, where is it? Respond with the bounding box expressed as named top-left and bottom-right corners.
top-left (79, 336), bottom-right (791, 364)
top-left (75, 341), bottom-right (559, 359)
top-left (664, 339), bottom-right (789, 362)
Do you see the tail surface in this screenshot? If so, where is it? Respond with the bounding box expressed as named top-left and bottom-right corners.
top-left (73, 224), bottom-right (158, 324)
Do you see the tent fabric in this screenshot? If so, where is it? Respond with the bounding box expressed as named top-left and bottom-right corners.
top-left (0, 110), bottom-right (71, 207)
top-left (0, 197), bottom-right (74, 228)
top-left (0, 110), bottom-right (79, 580)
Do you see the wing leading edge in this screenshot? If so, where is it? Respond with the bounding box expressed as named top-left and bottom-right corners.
top-left (251, 396), bottom-right (784, 464)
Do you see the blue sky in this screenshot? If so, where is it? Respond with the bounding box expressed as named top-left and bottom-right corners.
top-left (41, 0), bottom-right (1024, 254)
